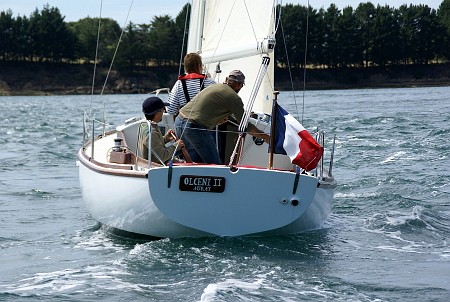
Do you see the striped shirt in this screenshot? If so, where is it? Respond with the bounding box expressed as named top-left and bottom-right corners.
top-left (167, 76), bottom-right (215, 115)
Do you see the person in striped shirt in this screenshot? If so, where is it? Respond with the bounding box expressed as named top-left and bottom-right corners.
top-left (167, 53), bottom-right (215, 116)
top-left (168, 53), bottom-right (215, 162)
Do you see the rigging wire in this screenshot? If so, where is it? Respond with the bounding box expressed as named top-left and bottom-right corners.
top-left (89, 0), bottom-right (103, 117)
top-left (280, 20), bottom-right (298, 117)
top-left (170, 0), bottom-right (192, 162)
top-left (274, 0), bottom-right (282, 34)
top-left (243, 0), bottom-right (278, 98)
top-left (88, 0), bottom-right (135, 118)
top-left (279, 0), bottom-right (310, 123)
top-left (177, 1), bottom-right (191, 76)
top-left (205, 0), bottom-right (238, 76)
top-left (301, 0), bottom-right (310, 124)
top-left (243, 0), bottom-right (258, 42)
top-left (100, 0), bottom-right (134, 99)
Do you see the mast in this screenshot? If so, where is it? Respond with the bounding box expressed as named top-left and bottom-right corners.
top-left (187, 0), bottom-right (206, 53)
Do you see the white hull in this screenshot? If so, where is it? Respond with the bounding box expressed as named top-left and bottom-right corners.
top-left (77, 128), bottom-right (336, 238)
top-left (78, 157), bottom-right (208, 238)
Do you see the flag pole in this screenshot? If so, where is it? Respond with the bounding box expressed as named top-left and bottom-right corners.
top-left (269, 91), bottom-right (279, 169)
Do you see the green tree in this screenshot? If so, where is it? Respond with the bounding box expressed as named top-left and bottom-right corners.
top-left (173, 3), bottom-right (191, 67)
top-left (336, 6), bottom-right (362, 67)
top-left (438, 0), bottom-right (450, 59)
top-left (0, 11), bottom-right (32, 61)
top-left (28, 8), bottom-right (42, 60)
top-left (117, 22), bottom-right (148, 71)
top-left (399, 5), bottom-right (442, 64)
top-left (3, 2), bottom-right (449, 69)
top-left (438, 0), bottom-right (450, 32)
top-left (371, 5), bottom-right (400, 66)
top-left (304, 6), bottom-right (323, 67)
top-left (13, 16), bottom-right (31, 60)
top-left (310, 8), bottom-right (327, 67)
top-left (423, 6), bottom-right (446, 63)
top-left (398, 4), bottom-right (416, 64)
top-left (27, 5), bottom-right (76, 62)
top-left (321, 4), bottom-right (341, 68)
top-left (276, 4), bottom-right (309, 69)
top-left (413, 5), bottom-right (440, 64)
top-left (147, 15), bottom-right (178, 66)
top-left (0, 10), bottom-right (15, 60)
top-left (355, 2), bottom-right (376, 67)
top-left (68, 17), bottom-right (121, 64)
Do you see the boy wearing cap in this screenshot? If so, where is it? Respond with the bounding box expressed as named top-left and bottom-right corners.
top-left (141, 96), bottom-right (185, 164)
top-left (174, 70), bottom-right (269, 164)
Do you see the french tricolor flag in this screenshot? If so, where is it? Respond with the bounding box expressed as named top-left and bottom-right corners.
top-left (273, 104), bottom-right (323, 171)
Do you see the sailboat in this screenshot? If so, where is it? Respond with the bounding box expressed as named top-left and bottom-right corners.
top-left (77, 0), bottom-right (337, 238)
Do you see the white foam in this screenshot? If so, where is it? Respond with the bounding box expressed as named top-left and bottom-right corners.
top-left (200, 278), bottom-right (264, 301)
top-left (334, 191), bottom-right (380, 199)
top-left (72, 228), bottom-right (127, 252)
top-left (3, 263), bottom-right (148, 295)
top-left (381, 151), bottom-right (407, 163)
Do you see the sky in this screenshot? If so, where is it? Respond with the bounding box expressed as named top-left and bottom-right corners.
top-left (2, 0), bottom-right (444, 24)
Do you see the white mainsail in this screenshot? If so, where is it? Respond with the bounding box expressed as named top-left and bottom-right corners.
top-left (187, 0), bottom-right (277, 114)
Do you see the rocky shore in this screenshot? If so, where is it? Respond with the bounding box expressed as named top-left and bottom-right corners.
top-left (1, 61), bottom-right (449, 96)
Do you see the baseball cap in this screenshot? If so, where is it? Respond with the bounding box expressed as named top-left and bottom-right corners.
top-left (142, 96), bottom-right (169, 115)
top-left (228, 70), bottom-right (245, 84)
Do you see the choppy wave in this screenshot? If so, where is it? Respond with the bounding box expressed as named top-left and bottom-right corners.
top-left (1, 88), bottom-right (450, 301)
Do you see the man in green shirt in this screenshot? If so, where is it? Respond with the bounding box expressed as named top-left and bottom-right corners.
top-left (174, 70), bottom-right (269, 164)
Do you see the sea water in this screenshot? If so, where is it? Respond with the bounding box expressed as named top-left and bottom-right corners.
top-left (0, 87), bottom-right (449, 301)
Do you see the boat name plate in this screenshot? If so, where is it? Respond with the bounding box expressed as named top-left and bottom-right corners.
top-left (179, 175), bottom-right (226, 193)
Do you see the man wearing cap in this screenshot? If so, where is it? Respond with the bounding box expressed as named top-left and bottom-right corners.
top-left (141, 96), bottom-right (185, 164)
top-left (174, 70), bottom-right (270, 164)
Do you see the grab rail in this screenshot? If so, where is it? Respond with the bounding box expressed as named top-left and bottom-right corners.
top-left (135, 121), bottom-right (166, 170)
top-left (135, 122), bottom-right (144, 170)
top-left (314, 131), bottom-right (337, 180)
top-left (91, 119), bottom-right (95, 160)
top-left (320, 131), bottom-right (325, 179)
top-left (329, 134), bottom-right (336, 177)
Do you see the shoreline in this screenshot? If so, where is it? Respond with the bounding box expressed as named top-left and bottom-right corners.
top-left (4, 82), bottom-right (449, 97)
top-left (1, 61), bottom-right (449, 96)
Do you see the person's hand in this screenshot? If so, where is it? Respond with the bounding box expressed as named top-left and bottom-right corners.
top-left (175, 139), bottom-right (185, 149)
top-left (217, 117), bottom-right (228, 125)
top-left (165, 129), bottom-right (176, 141)
top-left (262, 133), bottom-right (270, 144)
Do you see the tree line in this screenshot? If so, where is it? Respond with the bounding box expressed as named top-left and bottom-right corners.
top-left (277, 0), bottom-right (450, 68)
top-left (1, 1), bottom-right (449, 72)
